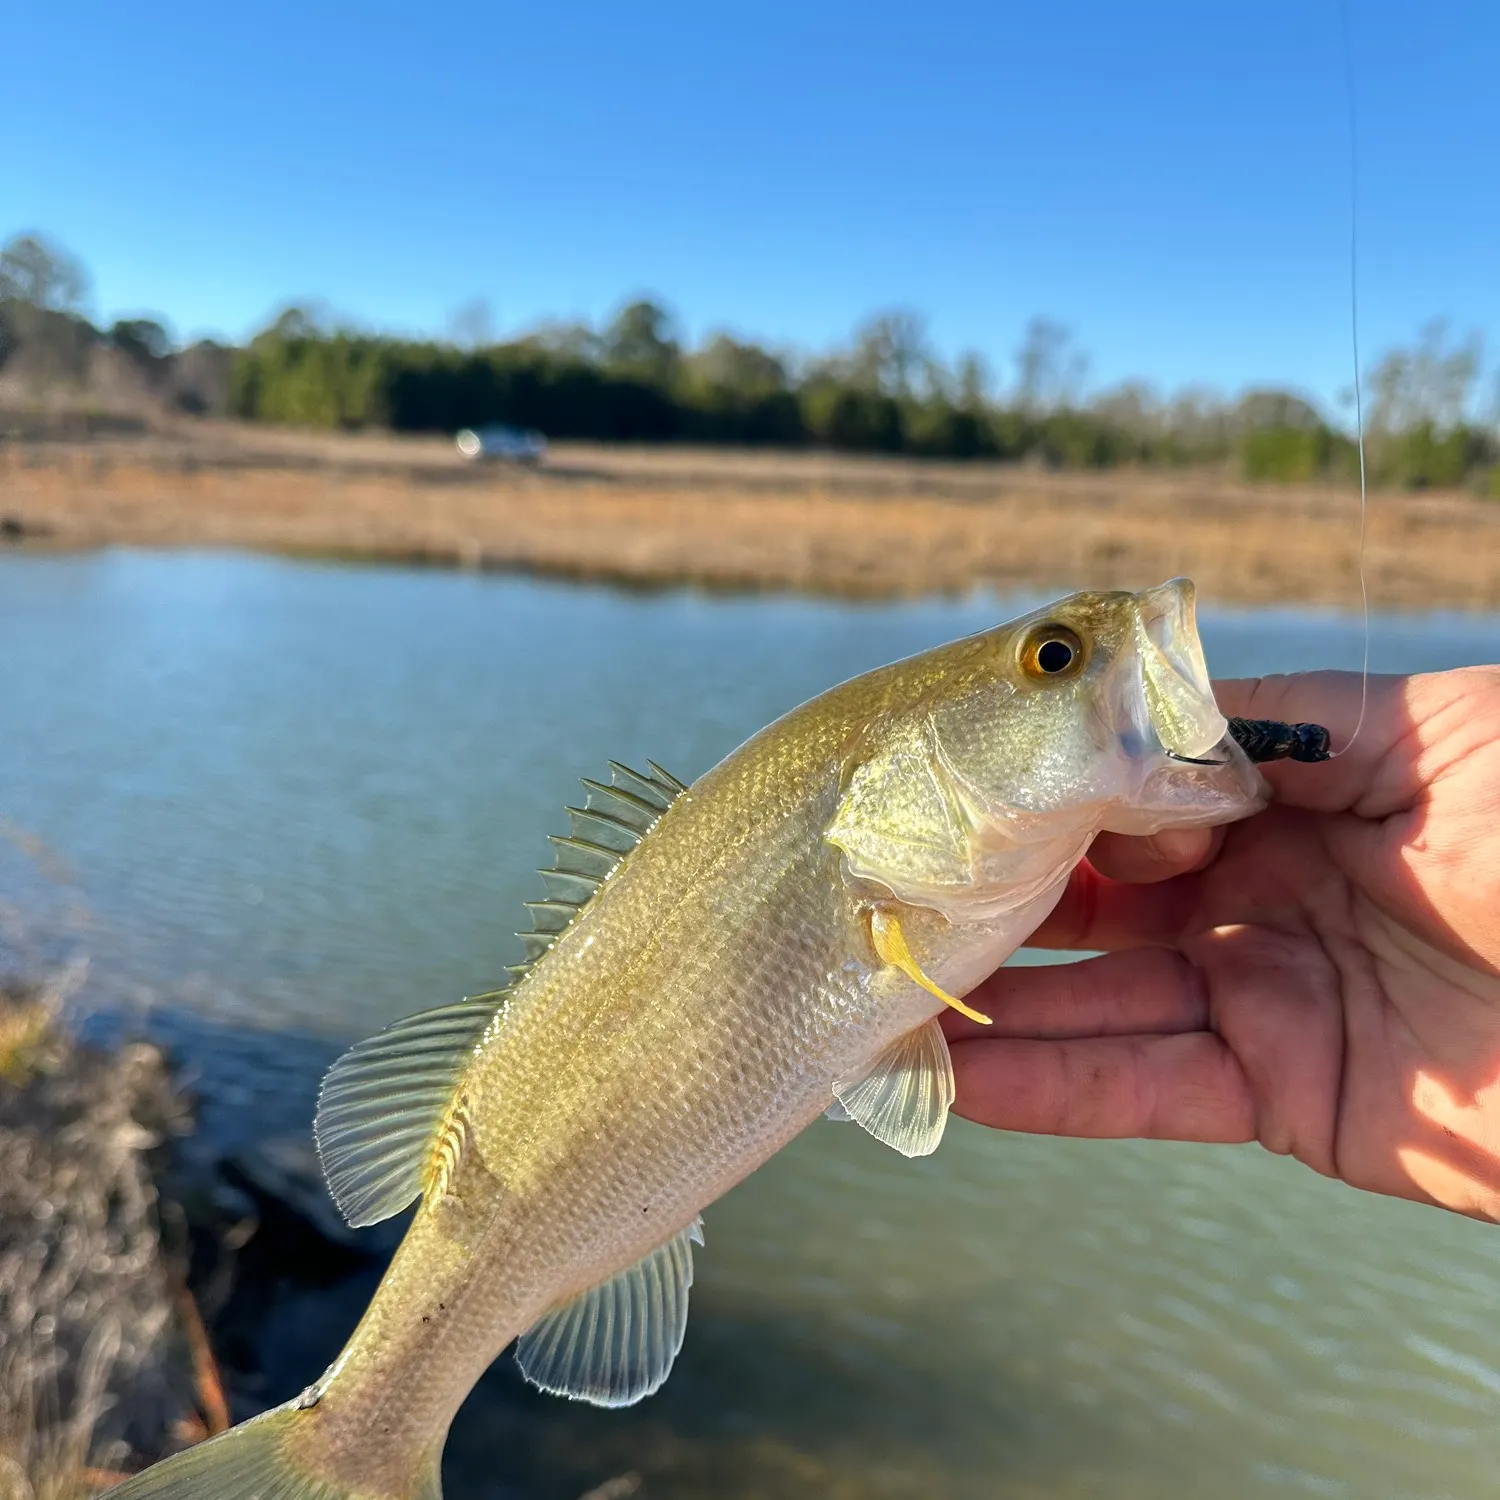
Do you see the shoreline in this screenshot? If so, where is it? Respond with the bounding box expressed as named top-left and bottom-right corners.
top-left (0, 985), bottom-right (649, 1499)
top-left (3, 422), bottom-right (1499, 611)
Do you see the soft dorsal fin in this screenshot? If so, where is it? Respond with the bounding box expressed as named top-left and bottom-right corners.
top-left (511, 761), bottom-right (687, 982)
top-left (515, 1217), bottom-right (704, 1407)
top-left (314, 992), bottom-right (506, 1227)
top-left (833, 1018), bottom-right (954, 1158)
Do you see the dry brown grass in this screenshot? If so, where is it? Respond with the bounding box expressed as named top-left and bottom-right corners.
top-left (1, 421), bottom-right (1497, 610)
top-left (0, 978), bottom-right (199, 1499)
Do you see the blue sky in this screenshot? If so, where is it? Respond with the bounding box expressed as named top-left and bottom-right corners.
top-left (5, 0), bottom-right (1495, 411)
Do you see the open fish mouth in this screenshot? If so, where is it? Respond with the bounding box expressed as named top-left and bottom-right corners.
top-left (1130, 578), bottom-right (1231, 763)
top-left (1085, 579), bottom-right (1270, 835)
top-left (1131, 580), bottom-right (1334, 767)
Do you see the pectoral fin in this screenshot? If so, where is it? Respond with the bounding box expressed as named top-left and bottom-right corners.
top-left (515, 1218), bottom-right (704, 1407)
top-left (833, 1018), bottom-right (955, 1158)
top-left (869, 908), bottom-right (991, 1025)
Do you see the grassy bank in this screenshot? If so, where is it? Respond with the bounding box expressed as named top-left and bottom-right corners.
top-left (0, 982), bottom-right (207, 1499)
top-left (2, 422), bottom-right (1497, 611)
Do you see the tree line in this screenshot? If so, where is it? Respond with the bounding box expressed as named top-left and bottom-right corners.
top-left (4, 231), bottom-right (1497, 492)
top-left (0, 234), bottom-right (231, 418)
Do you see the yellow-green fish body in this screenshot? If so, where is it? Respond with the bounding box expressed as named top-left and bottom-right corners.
top-left (109, 579), bottom-right (1265, 1500)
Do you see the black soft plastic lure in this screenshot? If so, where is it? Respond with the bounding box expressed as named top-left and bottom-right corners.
top-left (1226, 717), bottom-right (1332, 764)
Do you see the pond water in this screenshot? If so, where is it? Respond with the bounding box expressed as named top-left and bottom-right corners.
top-left (4, 549), bottom-right (1500, 1499)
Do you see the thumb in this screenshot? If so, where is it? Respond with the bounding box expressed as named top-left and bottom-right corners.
top-left (1215, 670), bottom-right (1401, 812)
top-left (1086, 825), bottom-right (1222, 886)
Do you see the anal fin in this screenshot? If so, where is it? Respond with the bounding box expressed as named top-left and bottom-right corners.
top-left (833, 1018), bottom-right (955, 1158)
top-left (514, 1217), bottom-right (704, 1407)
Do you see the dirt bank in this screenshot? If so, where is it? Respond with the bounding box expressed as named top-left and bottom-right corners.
top-left (1, 422), bottom-right (1495, 609)
top-left (0, 981), bottom-right (201, 1496)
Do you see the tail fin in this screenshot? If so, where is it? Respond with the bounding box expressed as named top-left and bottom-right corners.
top-left (102, 1403), bottom-right (442, 1500)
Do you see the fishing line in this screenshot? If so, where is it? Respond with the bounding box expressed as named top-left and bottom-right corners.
top-left (1219, 3), bottom-right (1369, 772)
top-left (1331, 0), bottom-right (1370, 759)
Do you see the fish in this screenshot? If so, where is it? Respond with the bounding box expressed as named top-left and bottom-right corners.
top-left (107, 577), bottom-right (1266, 1500)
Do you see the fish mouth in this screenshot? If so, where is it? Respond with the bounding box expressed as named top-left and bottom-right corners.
top-left (1132, 578), bottom-right (1229, 762)
top-left (1099, 579), bottom-right (1267, 835)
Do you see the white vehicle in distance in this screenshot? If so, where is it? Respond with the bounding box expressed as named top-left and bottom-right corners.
top-left (455, 424), bottom-right (547, 463)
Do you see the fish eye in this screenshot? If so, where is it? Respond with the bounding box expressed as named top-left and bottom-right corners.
top-left (1019, 624), bottom-right (1086, 682)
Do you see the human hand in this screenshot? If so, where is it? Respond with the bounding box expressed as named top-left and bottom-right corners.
top-left (945, 667), bottom-right (1500, 1220)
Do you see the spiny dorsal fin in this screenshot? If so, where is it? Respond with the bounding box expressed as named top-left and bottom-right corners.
top-left (511, 761), bottom-right (687, 982)
top-left (314, 992), bottom-right (507, 1227)
top-left (315, 763), bottom-right (686, 1230)
top-left (515, 1217), bottom-right (704, 1407)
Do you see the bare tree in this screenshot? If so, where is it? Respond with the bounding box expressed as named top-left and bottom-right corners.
top-left (1013, 316), bottom-right (1088, 413)
top-left (520, 318), bottom-right (603, 363)
top-left (0, 233), bottom-right (89, 312)
top-left (0, 233), bottom-right (94, 392)
top-left (1368, 318), bottom-right (1483, 432)
top-left (848, 310), bottom-right (931, 397)
top-left (446, 298), bottom-right (495, 351)
top-left (1090, 379), bottom-right (1161, 434)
